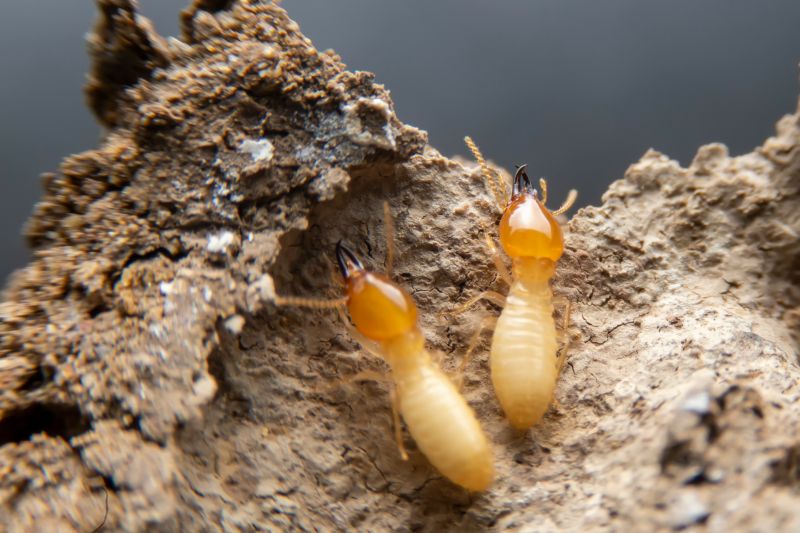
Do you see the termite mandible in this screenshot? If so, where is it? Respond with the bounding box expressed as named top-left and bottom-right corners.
top-left (269, 202), bottom-right (495, 491)
top-left (457, 136), bottom-right (578, 430)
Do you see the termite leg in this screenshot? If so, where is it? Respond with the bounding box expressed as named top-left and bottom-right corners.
top-left (448, 290), bottom-right (507, 318)
top-left (446, 226), bottom-right (509, 317)
top-left (556, 300), bottom-right (573, 374)
top-left (383, 201), bottom-right (395, 279)
top-left (430, 349), bottom-right (445, 366)
top-left (390, 387), bottom-right (409, 461)
top-left (344, 369), bottom-right (389, 384)
top-left (317, 363), bottom-right (408, 461)
top-left (455, 315), bottom-right (498, 391)
top-left (334, 308), bottom-right (385, 359)
top-left (316, 368), bottom-right (391, 395)
top-left (552, 294), bottom-right (569, 324)
top-left (484, 232), bottom-right (513, 287)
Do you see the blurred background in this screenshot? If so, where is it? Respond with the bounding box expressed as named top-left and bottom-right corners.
top-left (1, 1), bottom-right (799, 285)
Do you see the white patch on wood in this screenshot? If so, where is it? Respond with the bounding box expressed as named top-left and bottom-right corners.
top-left (240, 138), bottom-right (274, 162)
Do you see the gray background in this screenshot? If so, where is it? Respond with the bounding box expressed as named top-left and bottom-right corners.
top-left (1, 1), bottom-right (799, 285)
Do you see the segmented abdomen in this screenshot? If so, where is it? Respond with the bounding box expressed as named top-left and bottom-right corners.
top-left (490, 280), bottom-right (558, 430)
top-left (397, 359), bottom-right (494, 491)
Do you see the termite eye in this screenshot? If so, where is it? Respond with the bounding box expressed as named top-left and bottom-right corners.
top-left (345, 272), bottom-right (418, 340)
top-left (499, 193), bottom-right (564, 260)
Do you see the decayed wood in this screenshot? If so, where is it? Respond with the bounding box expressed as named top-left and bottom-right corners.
top-left (0, 1), bottom-right (798, 531)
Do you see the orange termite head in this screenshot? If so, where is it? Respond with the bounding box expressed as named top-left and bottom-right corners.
top-left (336, 242), bottom-right (418, 341)
top-left (498, 165), bottom-right (564, 261)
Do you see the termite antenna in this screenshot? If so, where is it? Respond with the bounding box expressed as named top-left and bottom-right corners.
top-left (267, 270), bottom-right (348, 309)
top-left (552, 189), bottom-right (578, 216)
top-left (465, 136), bottom-right (509, 209)
top-left (538, 178), bottom-right (549, 206)
top-left (336, 241), bottom-right (364, 279)
top-left (512, 164), bottom-right (535, 197)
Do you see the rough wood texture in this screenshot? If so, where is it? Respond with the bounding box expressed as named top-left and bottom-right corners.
top-left (1, 1), bottom-right (798, 531)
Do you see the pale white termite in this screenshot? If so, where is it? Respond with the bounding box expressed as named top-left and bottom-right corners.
top-left (458, 137), bottom-right (578, 430)
top-left (271, 204), bottom-right (494, 491)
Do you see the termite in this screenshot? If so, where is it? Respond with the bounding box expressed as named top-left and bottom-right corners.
top-left (457, 137), bottom-right (577, 430)
top-left (269, 203), bottom-right (494, 491)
